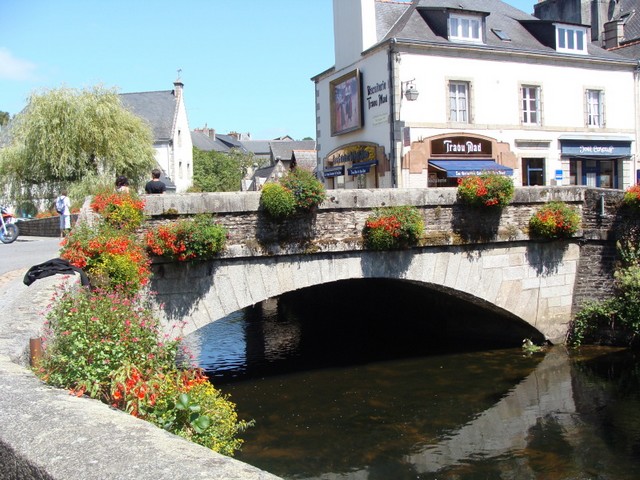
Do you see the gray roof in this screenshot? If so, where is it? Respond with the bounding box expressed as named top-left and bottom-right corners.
top-left (372, 0), bottom-right (629, 62)
top-left (191, 131), bottom-right (232, 153)
top-left (120, 90), bottom-right (177, 141)
top-left (242, 140), bottom-right (272, 155)
top-left (291, 150), bottom-right (318, 171)
top-left (271, 140), bottom-right (316, 161)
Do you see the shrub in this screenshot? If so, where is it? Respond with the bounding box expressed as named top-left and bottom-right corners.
top-left (145, 214), bottom-right (227, 261)
top-left (280, 168), bottom-right (326, 212)
top-left (363, 205), bottom-right (424, 250)
top-left (91, 190), bottom-right (145, 231)
top-left (457, 173), bottom-right (514, 208)
top-left (260, 169), bottom-right (326, 219)
top-left (60, 223), bottom-right (151, 294)
top-left (109, 367), bottom-right (252, 456)
top-left (622, 184), bottom-right (640, 210)
top-left (260, 182), bottom-right (297, 219)
top-left (38, 287), bottom-right (180, 400)
top-left (529, 201), bottom-right (581, 239)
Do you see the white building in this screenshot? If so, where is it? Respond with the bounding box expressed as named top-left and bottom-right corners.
top-left (313, 0), bottom-right (638, 190)
top-left (120, 80), bottom-right (193, 192)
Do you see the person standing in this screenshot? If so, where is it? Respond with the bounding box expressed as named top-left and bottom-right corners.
top-left (144, 169), bottom-right (166, 194)
top-left (55, 190), bottom-right (72, 238)
top-left (115, 175), bottom-right (130, 193)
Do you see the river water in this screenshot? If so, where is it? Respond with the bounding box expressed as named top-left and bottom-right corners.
top-left (186, 280), bottom-right (640, 479)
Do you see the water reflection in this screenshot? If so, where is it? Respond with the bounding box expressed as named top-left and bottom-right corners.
top-left (186, 281), bottom-right (640, 479)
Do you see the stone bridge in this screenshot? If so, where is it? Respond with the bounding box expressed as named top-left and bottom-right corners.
top-left (143, 186), bottom-right (627, 344)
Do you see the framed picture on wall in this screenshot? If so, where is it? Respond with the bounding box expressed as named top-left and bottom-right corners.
top-left (330, 69), bottom-right (363, 136)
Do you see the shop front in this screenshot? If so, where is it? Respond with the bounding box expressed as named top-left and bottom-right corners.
top-left (560, 137), bottom-right (632, 189)
top-left (323, 143), bottom-right (386, 189)
top-left (426, 135), bottom-right (513, 187)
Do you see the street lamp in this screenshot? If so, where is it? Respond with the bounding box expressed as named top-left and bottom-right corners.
top-left (401, 79), bottom-right (419, 101)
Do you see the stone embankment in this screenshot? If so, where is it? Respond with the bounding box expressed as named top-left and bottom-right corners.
top-left (0, 269), bottom-right (280, 479)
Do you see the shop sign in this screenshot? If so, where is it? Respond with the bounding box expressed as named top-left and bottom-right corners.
top-left (561, 140), bottom-right (631, 157)
top-left (347, 161), bottom-right (377, 176)
top-left (323, 166), bottom-right (345, 178)
top-left (431, 136), bottom-right (492, 156)
top-left (328, 145), bottom-right (376, 165)
top-left (555, 169), bottom-right (563, 182)
top-left (366, 80), bottom-right (388, 110)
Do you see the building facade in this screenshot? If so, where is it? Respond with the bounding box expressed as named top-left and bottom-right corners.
top-left (313, 0), bottom-right (638, 190)
top-left (120, 80), bottom-right (193, 192)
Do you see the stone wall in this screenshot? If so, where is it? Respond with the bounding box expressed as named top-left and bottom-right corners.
top-left (15, 215), bottom-right (79, 237)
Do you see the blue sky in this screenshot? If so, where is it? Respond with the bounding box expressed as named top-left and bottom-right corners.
top-left (0, 0), bottom-right (536, 141)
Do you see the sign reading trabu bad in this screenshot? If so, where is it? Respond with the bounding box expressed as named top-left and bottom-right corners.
top-left (431, 136), bottom-right (493, 156)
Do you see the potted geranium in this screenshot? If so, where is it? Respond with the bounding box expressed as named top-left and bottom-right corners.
top-left (529, 201), bottom-right (581, 239)
top-left (457, 173), bottom-right (514, 208)
top-left (363, 205), bottom-right (424, 250)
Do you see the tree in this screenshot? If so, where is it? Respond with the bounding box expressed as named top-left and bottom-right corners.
top-left (191, 148), bottom-right (256, 192)
top-left (0, 86), bottom-right (155, 205)
top-left (0, 111), bottom-right (9, 128)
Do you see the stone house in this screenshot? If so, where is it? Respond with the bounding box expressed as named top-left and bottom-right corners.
top-left (313, 0), bottom-right (638, 190)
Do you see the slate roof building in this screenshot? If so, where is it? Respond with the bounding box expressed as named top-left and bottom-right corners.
top-left (120, 80), bottom-right (193, 192)
top-left (313, 0), bottom-right (638, 190)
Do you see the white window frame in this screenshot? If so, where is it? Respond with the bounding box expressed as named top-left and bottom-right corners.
top-left (556, 25), bottom-right (588, 54)
top-left (449, 81), bottom-right (470, 123)
top-left (449, 14), bottom-right (483, 43)
top-left (521, 85), bottom-right (541, 126)
top-left (586, 89), bottom-right (605, 128)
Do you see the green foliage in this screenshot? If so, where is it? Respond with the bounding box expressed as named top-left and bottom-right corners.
top-left (145, 214), bottom-right (227, 261)
top-left (0, 111), bottom-right (9, 127)
top-left (260, 182), bottom-right (297, 219)
top-left (191, 148), bottom-right (257, 192)
top-left (622, 185), bottom-right (640, 210)
top-left (529, 201), bottom-right (581, 239)
top-left (280, 168), bottom-right (326, 212)
top-left (38, 287), bottom-right (179, 400)
top-left (0, 85), bottom-right (155, 205)
top-left (569, 299), bottom-right (620, 346)
top-left (60, 222), bottom-right (151, 295)
top-left (363, 206), bottom-right (424, 250)
top-left (457, 173), bottom-right (514, 208)
top-left (260, 169), bottom-right (326, 219)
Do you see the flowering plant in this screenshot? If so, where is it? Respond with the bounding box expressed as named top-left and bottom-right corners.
top-left (91, 190), bottom-right (145, 231)
top-left (457, 173), bottom-right (514, 208)
top-left (61, 222), bottom-right (151, 294)
top-left (529, 201), bottom-right (581, 239)
top-left (363, 205), bottom-right (424, 250)
top-left (110, 367), bottom-right (252, 455)
top-left (37, 287), bottom-right (179, 400)
top-left (622, 185), bottom-right (640, 210)
top-left (145, 214), bottom-right (227, 261)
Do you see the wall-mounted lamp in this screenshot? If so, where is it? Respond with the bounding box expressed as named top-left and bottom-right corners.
top-left (401, 79), bottom-right (419, 101)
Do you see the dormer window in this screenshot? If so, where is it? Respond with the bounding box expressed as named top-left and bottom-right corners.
top-left (555, 24), bottom-right (587, 54)
top-left (449, 13), bottom-right (483, 43)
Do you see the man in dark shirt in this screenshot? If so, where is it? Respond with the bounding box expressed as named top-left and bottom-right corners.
top-left (145, 168), bottom-right (166, 194)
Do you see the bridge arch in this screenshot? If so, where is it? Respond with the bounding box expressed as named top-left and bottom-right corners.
top-left (152, 241), bottom-right (578, 343)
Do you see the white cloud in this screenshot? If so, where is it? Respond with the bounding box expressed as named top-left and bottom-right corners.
top-left (0, 47), bottom-right (37, 81)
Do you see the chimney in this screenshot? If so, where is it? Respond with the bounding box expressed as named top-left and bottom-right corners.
top-left (173, 78), bottom-right (184, 99)
top-left (333, 0), bottom-right (377, 70)
top-left (603, 19), bottom-right (624, 48)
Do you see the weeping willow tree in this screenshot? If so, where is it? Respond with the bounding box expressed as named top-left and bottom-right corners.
top-left (0, 86), bottom-right (155, 208)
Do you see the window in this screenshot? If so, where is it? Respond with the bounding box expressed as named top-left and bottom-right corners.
top-left (521, 85), bottom-right (541, 125)
top-left (449, 14), bottom-right (483, 43)
top-left (449, 81), bottom-right (469, 123)
top-left (586, 89), bottom-right (604, 127)
top-left (556, 25), bottom-right (587, 54)
top-left (522, 158), bottom-right (545, 186)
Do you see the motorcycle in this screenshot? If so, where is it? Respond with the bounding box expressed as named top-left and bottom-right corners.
top-left (0, 206), bottom-right (19, 244)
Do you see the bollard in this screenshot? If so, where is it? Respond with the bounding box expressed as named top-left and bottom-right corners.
top-left (30, 337), bottom-right (43, 367)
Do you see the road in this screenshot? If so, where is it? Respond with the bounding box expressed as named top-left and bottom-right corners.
top-left (0, 236), bottom-right (63, 276)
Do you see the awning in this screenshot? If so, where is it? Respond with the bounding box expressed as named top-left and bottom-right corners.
top-left (323, 166), bottom-right (345, 178)
top-left (429, 159), bottom-right (513, 178)
top-left (348, 160), bottom-right (378, 176)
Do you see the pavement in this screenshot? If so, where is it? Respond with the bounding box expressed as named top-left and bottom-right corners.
top-left (0, 237), bottom-right (281, 480)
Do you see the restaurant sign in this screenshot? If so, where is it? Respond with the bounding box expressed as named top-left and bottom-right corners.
top-left (560, 139), bottom-right (631, 157)
top-left (431, 136), bottom-right (493, 156)
top-left (327, 144), bottom-right (377, 165)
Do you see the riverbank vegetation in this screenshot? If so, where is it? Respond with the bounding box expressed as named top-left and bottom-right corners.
top-left (36, 192), bottom-right (251, 456)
